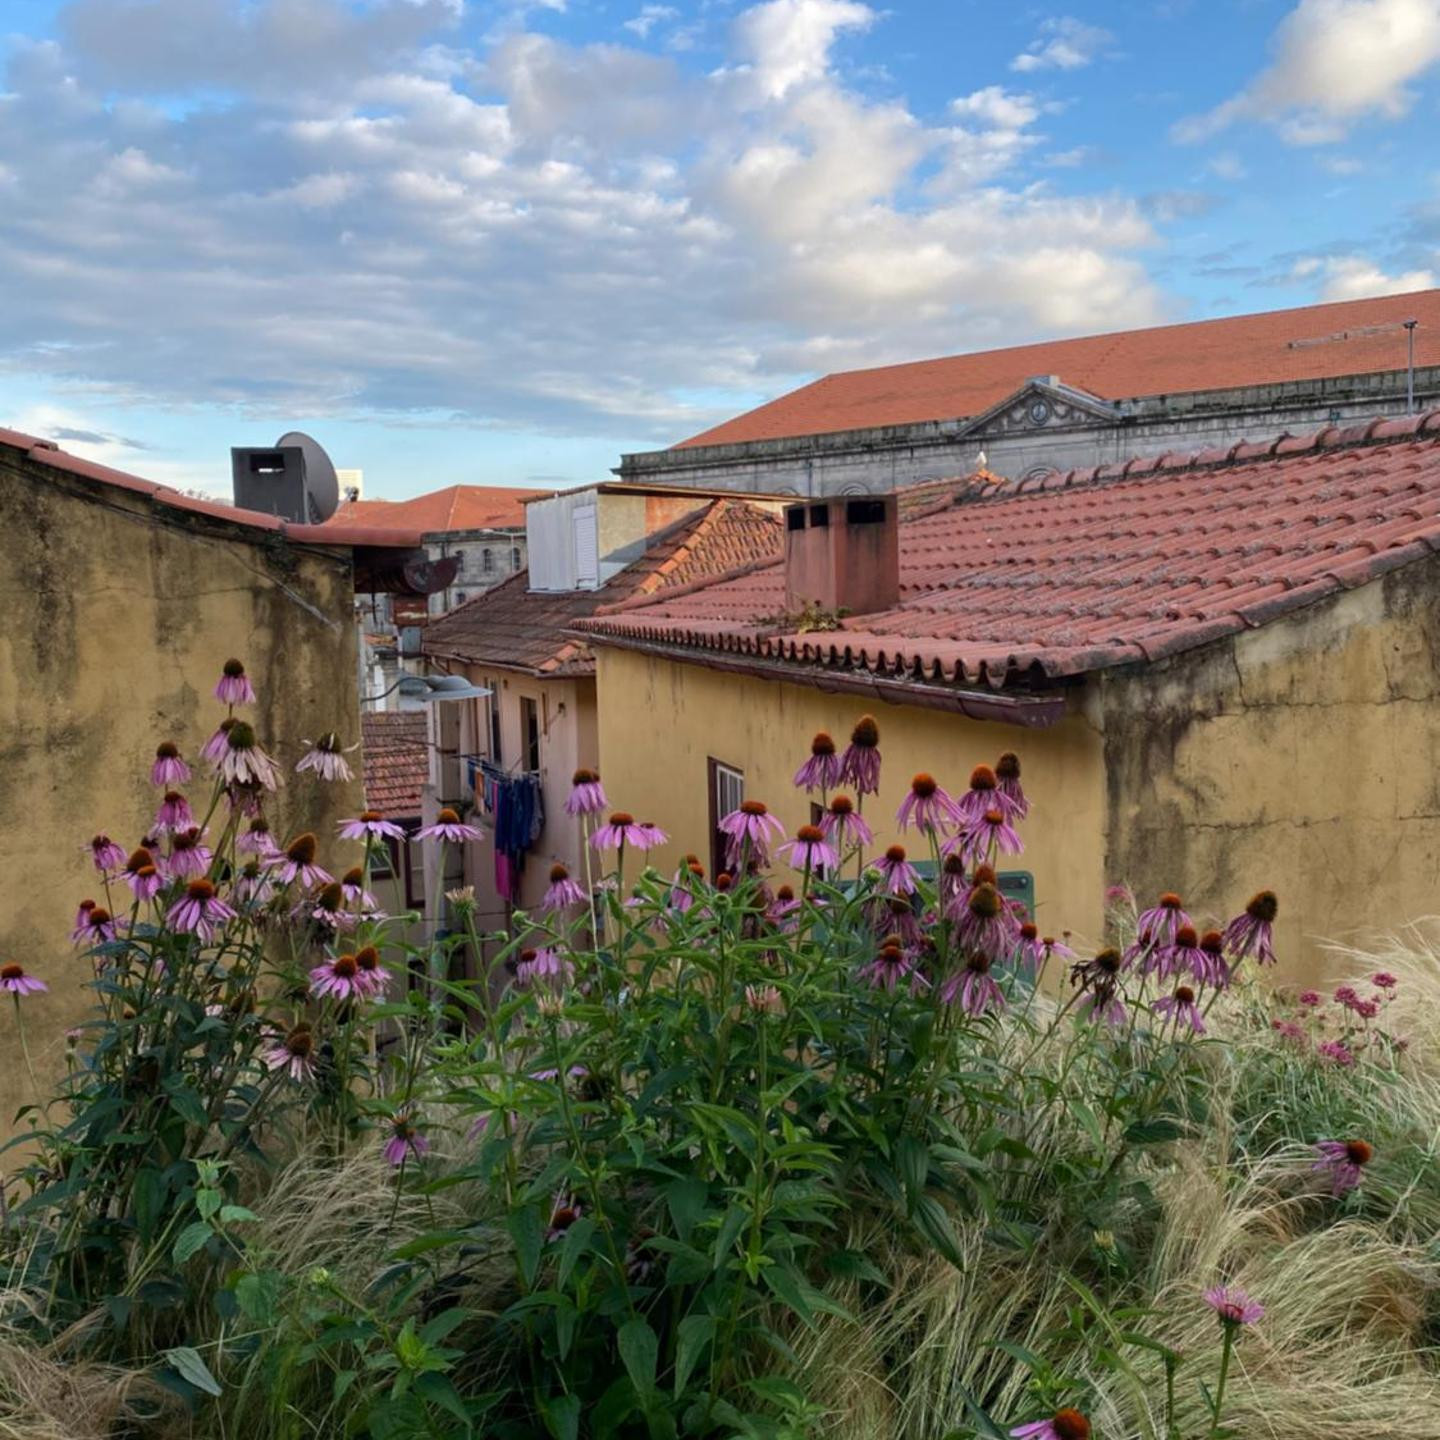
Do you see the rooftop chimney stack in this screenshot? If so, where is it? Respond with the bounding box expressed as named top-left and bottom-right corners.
top-left (783, 495), bottom-right (900, 618)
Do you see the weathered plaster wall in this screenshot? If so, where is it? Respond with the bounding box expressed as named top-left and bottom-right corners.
top-left (456, 665), bottom-right (598, 928)
top-left (0, 455), bottom-right (364, 1125)
top-left (593, 648), bottom-right (1107, 945)
top-left (1101, 557), bottom-right (1440, 985)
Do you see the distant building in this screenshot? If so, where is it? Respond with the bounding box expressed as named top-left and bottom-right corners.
top-left (421, 483), bottom-right (785, 934)
top-left (332, 483), bottom-right (548, 705)
top-left (583, 407), bottom-right (1440, 982)
top-left (617, 290), bottom-right (1440, 497)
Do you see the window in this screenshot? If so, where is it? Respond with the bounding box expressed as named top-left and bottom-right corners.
top-left (403, 836), bottom-right (425, 909)
top-left (455, 590), bottom-right (467, 604)
top-left (511, 546), bottom-right (521, 570)
top-left (487, 684), bottom-right (502, 762)
top-left (370, 837), bottom-right (397, 879)
top-left (482, 549), bottom-right (494, 573)
top-left (520, 696), bottom-right (541, 773)
top-left (452, 548), bottom-right (465, 563)
top-left (707, 758), bottom-right (744, 879)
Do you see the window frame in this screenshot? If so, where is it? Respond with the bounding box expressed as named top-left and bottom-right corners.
top-left (706, 757), bottom-right (745, 880)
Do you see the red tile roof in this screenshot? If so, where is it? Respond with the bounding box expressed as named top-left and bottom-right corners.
top-left (361, 711), bottom-right (428, 817)
top-left (423, 498), bottom-right (783, 675)
top-left (335, 484), bottom-right (547, 533)
top-left (0, 425), bottom-right (426, 548)
top-left (579, 410), bottom-right (1440, 691)
top-left (676, 290), bottom-right (1440, 448)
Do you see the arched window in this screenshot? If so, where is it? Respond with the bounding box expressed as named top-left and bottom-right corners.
top-left (482, 549), bottom-right (494, 573)
top-left (511, 546), bottom-right (521, 569)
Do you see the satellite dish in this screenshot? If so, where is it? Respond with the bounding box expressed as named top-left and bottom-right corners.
top-left (276, 431), bottom-right (339, 524)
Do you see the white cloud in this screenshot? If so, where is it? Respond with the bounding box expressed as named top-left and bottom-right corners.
top-left (1175, 0), bottom-right (1440, 145)
top-left (1303, 254), bottom-right (1437, 300)
top-left (624, 5), bottom-right (679, 39)
top-left (0, 0), bottom-right (1168, 447)
top-left (732, 0), bottom-right (875, 101)
top-left (1010, 17), bottom-right (1114, 73)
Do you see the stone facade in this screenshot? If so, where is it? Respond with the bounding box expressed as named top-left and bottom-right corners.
top-left (618, 367), bottom-right (1440, 496)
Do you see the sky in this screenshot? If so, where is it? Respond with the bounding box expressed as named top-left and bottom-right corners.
top-left (2, 0), bottom-right (1440, 499)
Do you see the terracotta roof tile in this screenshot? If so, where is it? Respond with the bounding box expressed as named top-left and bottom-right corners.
top-left (676, 289), bottom-right (1440, 448)
top-left (334, 484), bottom-right (547, 533)
top-left (422, 499), bottom-right (782, 674)
top-left (579, 409), bottom-right (1440, 690)
top-left (361, 711), bottom-right (427, 817)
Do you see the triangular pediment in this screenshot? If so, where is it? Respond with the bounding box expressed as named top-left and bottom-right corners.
top-left (958, 378), bottom-right (1122, 440)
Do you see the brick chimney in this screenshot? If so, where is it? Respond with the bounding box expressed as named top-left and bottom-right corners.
top-left (783, 496), bottom-right (900, 617)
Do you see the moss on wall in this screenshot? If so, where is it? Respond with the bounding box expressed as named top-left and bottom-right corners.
top-left (0, 455), bottom-right (364, 1126)
top-left (1100, 555), bottom-right (1440, 984)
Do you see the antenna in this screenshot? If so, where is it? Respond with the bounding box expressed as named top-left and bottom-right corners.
top-left (1404, 319), bottom-right (1418, 414)
top-left (275, 431), bottom-right (339, 524)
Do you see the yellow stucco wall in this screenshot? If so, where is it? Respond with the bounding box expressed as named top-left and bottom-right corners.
top-left (0, 453), bottom-right (364, 1127)
top-left (593, 648), bottom-right (1107, 946)
top-left (1101, 558), bottom-right (1440, 985)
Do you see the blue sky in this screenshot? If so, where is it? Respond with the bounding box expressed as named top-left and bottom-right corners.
top-left (2, 0), bottom-right (1439, 498)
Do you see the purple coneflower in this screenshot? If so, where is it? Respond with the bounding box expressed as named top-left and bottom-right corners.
top-left (1203, 1285), bottom-right (1264, 1327)
top-left (719, 799), bottom-right (786, 869)
top-left (768, 883), bottom-right (800, 924)
top-left (794, 731), bottom-right (845, 793)
top-left (953, 806), bottom-right (1024, 864)
top-left (0, 964), bottom-right (46, 996)
top-left (89, 834), bottom-right (126, 873)
top-left (151, 741), bottom-right (191, 787)
top-left (564, 768), bottom-right (608, 817)
top-left (995, 751), bottom-right (1029, 819)
top-left (234, 861), bottom-right (274, 906)
top-left (383, 1114), bottom-right (430, 1167)
top-left (123, 847), bottom-right (165, 902)
top-left (1040, 934), bottom-right (1075, 966)
top-left (309, 881), bottom-right (353, 932)
top-left (870, 844), bottom-right (919, 897)
top-left (237, 818), bottom-right (278, 857)
top-left (1136, 892), bottom-right (1191, 952)
top-left (1313, 1138), bottom-right (1372, 1195)
top-left (414, 807), bottom-right (484, 843)
top-left (516, 946), bottom-right (574, 988)
top-left (339, 867), bottom-right (378, 910)
top-left (269, 833), bottom-right (332, 889)
top-left (200, 718), bottom-right (236, 766)
top-left (218, 722), bottom-right (281, 790)
top-left (955, 882), bottom-right (1018, 961)
top-left (339, 810), bottom-right (407, 842)
top-left (821, 794), bottom-right (872, 851)
top-left (897, 773), bottom-right (959, 834)
top-left (166, 879), bottom-right (236, 940)
top-left (214, 658), bottom-right (256, 705)
top-left (859, 941), bottom-right (924, 993)
top-left (838, 715), bottom-right (881, 796)
top-left (1222, 889), bottom-right (1278, 966)
top-left (1010, 1409), bottom-right (1091, 1440)
top-left (542, 863), bottom-right (586, 912)
top-left (1152, 925), bottom-right (1212, 986)
top-left (1082, 990), bottom-right (1128, 1027)
top-left (353, 945), bottom-right (390, 996)
top-left (167, 827), bottom-right (213, 879)
top-left (941, 952), bottom-right (1006, 1017)
top-left (262, 1026), bottom-right (316, 1082)
top-left (1154, 983), bottom-right (1206, 1034)
top-left (309, 953), bottom-right (365, 1002)
top-left (1013, 922), bottom-right (1044, 972)
top-left (668, 858), bottom-right (704, 913)
top-left (955, 764), bottom-right (1015, 827)
top-left (590, 812), bottom-right (654, 853)
top-left (72, 903), bottom-right (118, 947)
top-left (744, 983), bottom-right (784, 1015)
top-left (547, 1194), bottom-right (584, 1241)
top-left (778, 824), bottom-right (839, 873)
top-left (295, 731), bottom-right (355, 782)
top-left (154, 791), bottom-right (194, 834)
top-left (636, 820), bottom-right (668, 848)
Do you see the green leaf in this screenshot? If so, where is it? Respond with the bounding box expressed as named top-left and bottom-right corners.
top-left (165, 1081), bottom-right (208, 1128)
top-left (541, 1391), bottom-right (581, 1440)
top-left (665, 1176), bottom-right (708, 1243)
top-left (895, 1135), bottom-right (929, 1208)
top-left (617, 1317), bottom-right (659, 1396)
top-left (1069, 1099), bottom-right (1105, 1150)
top-left (196, 1187), bottom-right (222, 1221)
top-left (234, 1271), bottom-right (280, 1324)
top-left (761, 1266), bottom-right (815, 1329)
top-left (218, 1204), bottom-right (260, 1225)
top-left (912, 1195), bottom-right (963, 1268)
top-left (164, 1345), bottom-right (222, 1397)
top-left (419, 1307), bottom-right (470, 1346)
top-left (712, 1205), bottom-right (747, 1270)
top-left (673, 1314), bottom-right (715, 1398)
top-left (1124, 1118), bottom-right (1184, 1145)
top-left (414, 1371), bottom-right (471, 1427)
top-left (557, 1216), bottom-right (596, 1290)
top-left (133, 1167), bottom-right (166, 1244)
top-left (508, 1205), bottom-right (544, 1289)
top-left (173, 1221), bottom-right (213, 1267)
